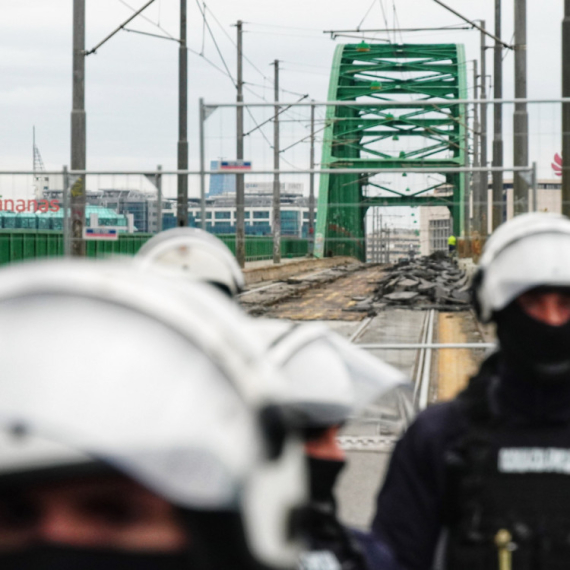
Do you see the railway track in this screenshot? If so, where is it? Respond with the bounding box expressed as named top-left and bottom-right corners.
top-left (340, 309), bottom-right (437, 452)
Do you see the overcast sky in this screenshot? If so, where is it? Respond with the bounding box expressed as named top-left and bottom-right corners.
top-left (0, 0), bottom-right (564, 201)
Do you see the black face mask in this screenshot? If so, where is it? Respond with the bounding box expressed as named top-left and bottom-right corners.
top-left (307, 456), bottom-right (346, 505)
top-left (0, 545), bottom-right (194, 570)
top-left (495, 300), bottom-right (570, 384)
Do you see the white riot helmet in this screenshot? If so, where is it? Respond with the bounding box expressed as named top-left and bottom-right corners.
top-left (250, 320), bottom-right (410, 429)
top-left (473, 212), bottom-right (570, 323)
top-left (0, 260), bottom-right (305, 570)
top-left (136, 227), bottom-right (245, 296)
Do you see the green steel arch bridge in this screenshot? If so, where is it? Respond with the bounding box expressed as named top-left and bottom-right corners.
top-left (314, 43), bottom-right (467, 260)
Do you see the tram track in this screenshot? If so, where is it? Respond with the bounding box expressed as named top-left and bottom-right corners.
top-left (340, 309), bottom-right (438, 452)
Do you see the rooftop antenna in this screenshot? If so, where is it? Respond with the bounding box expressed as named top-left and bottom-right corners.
top-left (33, 127), bottom-right (46, 199)
top-left (33, 127), bottom-right (45, 172)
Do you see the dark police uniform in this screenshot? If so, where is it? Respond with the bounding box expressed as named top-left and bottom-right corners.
top-left (372, 352), bottom-right (570, 570)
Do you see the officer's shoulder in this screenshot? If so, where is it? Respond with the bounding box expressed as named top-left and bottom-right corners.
top-left (394, 399), bottom-right (468, 462)
top-left (399, 354), bottom-right (498, 453)
top-left (413, 400), bottom-right (463, 433)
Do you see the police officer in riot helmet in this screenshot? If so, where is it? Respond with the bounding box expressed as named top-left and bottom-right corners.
top-left (0, 260), bottom-right (307, 570)
top-left (138, 228), bottom-right (406, 570)
top-left (136, 227), bottom-right (245, 297)
top-left (252, 320), bottom-right (407, 570)
top-left (371, 212), bottom-right (570, 570)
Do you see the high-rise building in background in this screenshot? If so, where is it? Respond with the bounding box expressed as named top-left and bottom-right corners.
top-left (209, 160), bottom-right (235, 197)
top-left (208, 160), bottom-right (252, 197)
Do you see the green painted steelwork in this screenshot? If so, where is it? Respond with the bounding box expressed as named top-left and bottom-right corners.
top-left (315, 43), bottom-right (467, 259)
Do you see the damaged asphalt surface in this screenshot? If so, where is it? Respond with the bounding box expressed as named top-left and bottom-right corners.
top-left (239, 254), bottom-right (471, 320)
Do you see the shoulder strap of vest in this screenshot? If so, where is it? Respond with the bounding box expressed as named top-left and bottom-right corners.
top-left (443, 353), bottom-right (502, 526)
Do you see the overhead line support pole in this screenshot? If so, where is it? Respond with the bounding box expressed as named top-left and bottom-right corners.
top-left (309, 102), bottom-right (316, 256)
top-left (472, 60), bottom-right (480, 237)
top-left (492, 0), bottom-right (504, 230)
top-left (199, 98), bottom-right (206, 230)
top-left (532, 161), bottom-right (538, 211)
top-left (563, 0), bottom-right (570, 216)
top-left (463, 74), bottom-right (469, 239)
top-left (71, 0), bottom-right (86, 257)
top-left (63, 165), bottom-right (70, 256)
top-left (156, 164), bottom-right (163, 232)
top-left (273, 60), bottom-right (281, 265)
top-left (513, 0), bottom-right (529, 216)
top-left (479, 21), bottom-right (488, 237)
top-left (235, 20), bottom-right (245, 268)
top-left (177, 0), bottom-right (188, 227)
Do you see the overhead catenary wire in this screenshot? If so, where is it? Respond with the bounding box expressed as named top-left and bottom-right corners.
top-left (243, 21), bottom-right (324, 33)
top-left (160, 2), bottom-right (311, 171)
top-left (87, 0), bottom-right (158, 55)
top-left (243, 95), bottom-right (309, 136)
top-left (188, 45), bottom-right (235, 81)
top-left (207, 8), bottom-right (273, 82)
top-left (245, 80), bottom-right (308, 98)
top-left (202, 5), bottom-right (313, 99)
top-left (117, 0), bottom-right (235, 84)
top-left (392, 0), bottom-right (405, 45)
top-left (357, 0), bottom-right (378, 30)
top-left (117, 0), bottom-right (173, 36)
top-left (199, 1), bottom-right (206, 54)
top-left (378, 0), bottom-right (391, 40)
top-left (123, 28), bottom-right (179, 42)
top-left (280, 122), bottom-right (332, 153)
top-left (248, 30), bottom-right (331, 41)
top-left (194, 0), bottom-right (236, 87)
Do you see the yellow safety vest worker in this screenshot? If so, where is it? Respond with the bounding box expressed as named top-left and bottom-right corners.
top-left (448, 235), bottom-right (457, 246)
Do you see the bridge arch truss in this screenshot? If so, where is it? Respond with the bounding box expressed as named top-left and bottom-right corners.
top-left (314, 43), bottom-right (467, 259)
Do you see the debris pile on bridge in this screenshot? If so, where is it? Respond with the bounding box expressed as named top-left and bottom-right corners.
top-left (348, 255), bottom-right (471, 313)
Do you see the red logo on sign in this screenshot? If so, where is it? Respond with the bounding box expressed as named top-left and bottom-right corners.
top-left (552, 153), bottom-right (562, 177)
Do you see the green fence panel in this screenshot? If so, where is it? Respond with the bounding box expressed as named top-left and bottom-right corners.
top-left (11, 235), bottom-right (23, 263)
top-left (0, 234), bottom-right (11, 265)
top-left (36, 234), bottom-right (48, 258)
top-left (47, 233), bottom-right (63, 258)
top-left (22, 233), bottom-right (37, 260)
top-left (0, 231), bottom-right (308, 266)
top-left (216, 235), bottom-right (309, 261)
top-left (282, 238), bottom-right (309, 258)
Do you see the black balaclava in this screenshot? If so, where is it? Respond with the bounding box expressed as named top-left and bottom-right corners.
top-left (495, 292), bottom-right (570, 385)
top-left (0, 546), bottom-right (193, 570)
top-left (307, 456), bottom-right (346, 506)
top-left (302, 427), bottom-right (346, 506)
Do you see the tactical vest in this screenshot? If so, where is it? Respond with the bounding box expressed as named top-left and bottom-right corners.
top-left (444, 377), bottom-right (570, 570)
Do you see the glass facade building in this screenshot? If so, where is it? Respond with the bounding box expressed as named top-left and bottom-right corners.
top-left (208, 161), bottom-right (237, 197)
